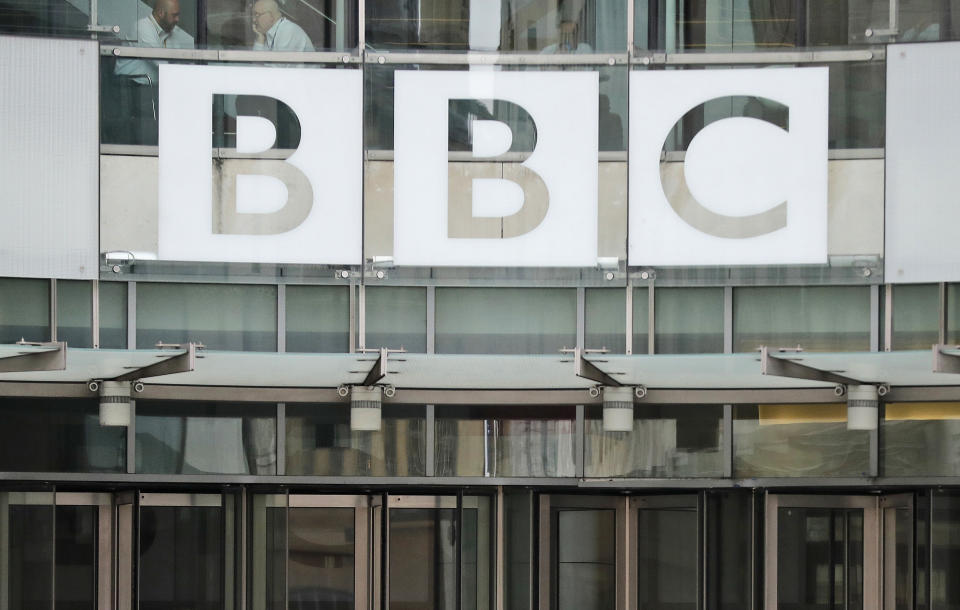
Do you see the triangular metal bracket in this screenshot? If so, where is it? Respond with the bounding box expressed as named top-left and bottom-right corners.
top-left (759, 345), bottom-right (862, 385)
top-left (113, 343), bottom-right (197, 382)
top-left (933, 344), bottom-right (960, 374)
top-left (572, 347), bottom-right (622, 386)
top-left (0, 341), bottom-right (66, 373)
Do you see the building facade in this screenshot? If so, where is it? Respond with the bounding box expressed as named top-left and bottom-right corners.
top-left (2, 0), bottom-right (960, 608)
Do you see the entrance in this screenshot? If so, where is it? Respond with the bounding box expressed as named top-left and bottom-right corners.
top-left (765, 494), bottom-right (913, 610)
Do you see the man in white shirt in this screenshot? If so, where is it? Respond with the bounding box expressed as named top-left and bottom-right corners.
top-left (252, 0), bottom-right (314, 52)
top-left (115, 0), bottom-right (195, 85)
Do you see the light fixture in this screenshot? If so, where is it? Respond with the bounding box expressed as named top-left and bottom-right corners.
top-left (350, 385), bottom-right (382, 431)
top-left (602, 386), bottom-right (635, 432)
top-left (98, 380), bottom-right (131, 427)
top-left (846, 384), bottom-right (879, 431)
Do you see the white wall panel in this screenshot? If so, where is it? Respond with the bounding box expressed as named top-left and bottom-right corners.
top-left (0, 36), bottom-right (99, 279)
top-left (886, 41), bottom-right (960, 283)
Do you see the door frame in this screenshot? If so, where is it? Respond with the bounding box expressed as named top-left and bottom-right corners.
top-left (764, 493), bottom-right (882, 609)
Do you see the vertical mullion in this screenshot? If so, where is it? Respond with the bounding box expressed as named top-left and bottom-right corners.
top-left (722, 404), bottom-right (733, 478)
top-left (870, 284), bottom-right (880, 352)
top-left (427, 286), bottom-right (436, 354)
top-left (127, 282), bottom-right (136, 350)
top-left (939, 282), bottom-right (947, 345)
top-left (50, 278), bottom-right (57, 342)
top-left (576, 287), bottom-right (585, 350)
top-left (93, 279), bottom-right (100, 349)
top-left (277, 285), bottom-right (286, 353)
top-left (349, 282), bottom-right (357, 353)
top-left (50, 487), bottom-right (56, 610)
top-left (127, 399), bottom-right (136, 474)
top-left (276, 403), bottom-right (286, 476)
top-left (723, 286), bottom-right (733, 354)
top-left (884, 285), bottom-right (893, 352)
top-left (425, 405), bottom-right (435, 477)
top-left (647, 282), bottom-right (655, 354)
top-left (456, 490), bottom-right (463, 610)
top-left (625, 283), bottom-right (633, 355)
top-left (575, 404), bottom-right (585, 479)
top-left (358, 283), bottom-right (366, 351)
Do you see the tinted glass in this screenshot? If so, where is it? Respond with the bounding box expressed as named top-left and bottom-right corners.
top-left (57, 280), bottom-right (92, 348)
top-left (891, 283), bottom-right (939, 350)
top-left (585, 288), bottom-right (626, 354)
top-left (365, 286), bottom-right (427, 353)
top-left (655, 287), bottom-right (723, 354)
top-left (884, 402), bottom-right (960, 476)
top-left (286, 285), bottom-right (350, 353)
top-left (0, 278), bottom-right (49, 344)
top-left (99, 281), bottom-right (128, 349)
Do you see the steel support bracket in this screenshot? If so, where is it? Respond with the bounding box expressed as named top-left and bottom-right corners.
top-left (358, 347), bottom-right (389, 386)
top-left (933, 344), bottom-right (960, 374)
top-left (759, 346), bottom-right (862, 385)
top-left (0, 341), bottom-right (66, 373)
top-left (113, 343), bottom-right (197, 382)
top-left (572, 347), bottom-right (622, 386)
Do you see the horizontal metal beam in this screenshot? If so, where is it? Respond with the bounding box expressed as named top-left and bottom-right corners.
top-left (0, 342), bottom-right (66, 373)
top-left (760, 346), bottom-right (861, 386)
top-left (933, 344), bottom-right (960, 375)
top-left (113, 344), bottom-right (196, 382)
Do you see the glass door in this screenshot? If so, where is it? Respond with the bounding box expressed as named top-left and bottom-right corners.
top-left (250, 494), bottom-right (369, 610)
top-left (539, 495), bottom-right (626, 610)
top-left (384, 495), bottom-right (493, 610)
top-left (630, 495), bottom-right (700, 610)
top-left (0, 490), bottom-right (113, 610)
top-left (765, 494), bottom-right (900, 610)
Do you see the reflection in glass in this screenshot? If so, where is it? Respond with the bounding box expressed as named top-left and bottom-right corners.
top-left (883, 505), bottom-right (913, 610)
top-left (55, 505), bottom-right (98, 610)
top-left (3, 492), bottom-right (54, 610)
top-left (931, 491), bottom-right (960, 609)
top-left (655, 287), bottom-right (723, 354)
top-left (365, 0), bottom-right (626, 52)
top-left (734, 286), bottom-right (870, 352)
top-left (137, 282), bottom-right (278, 351)
top-left (585, 405), bottom-right (723, 477)
top-left (206, 0), bottom-right (359, 50)
top-left (777, 507), bottom-right (864, 610)
top-left (585, 288), bottom-right (626, 353)
top-left (435, 405), bottom-right (576, 477)
top-left (289, 507), bottom-right (355, 610)
top-left (884, 402), bottom-right (960, 476)
top-left (139, 505), bottom-right (223, 610)
top-left (365, 286), bottom-right (427, 352)
top-left (706, 491), bottom-right (753, 610)
top-left (633, 287), bottom-right (650, 354)
top-left (436, 288), bottom-right (576, 355)
top-left (555, 509), bottom-right (615, 610)
top-left (733, 404), bottom-right (870, 477)
top-left (285, 404), bottom-right (426, 476)
top-left (136, 401), bottom-right (277, 474)
top-left (891, 284), bottom-right (939, 350)
top-left (99, 281), bottom-right (128, 349)
top-left (504, 491), bottom-right (534, 610)
top-left (637, 505), bottom-right (698, 610)
top-left (0, 398), bottom-right (126, 473)
top-left (389, 508), bottom-right (457, 610)
top-left (0, 277), bottom-right (49, 344)
top-left (286, 285), bottom-right (350, 353)
top-left (57, 280), bottom-right (92, 348)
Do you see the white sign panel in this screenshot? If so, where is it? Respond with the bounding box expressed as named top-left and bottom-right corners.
top-left (886, 42), bottom-right (960, 283)
top-left (629, 67), bottom-right (828, 266)
top-left (393, 70), bottom-right (599, 267)
top-left (0, 36), bottom-right (98, 279)
top-left (158, 64), bottom-right (362, 265)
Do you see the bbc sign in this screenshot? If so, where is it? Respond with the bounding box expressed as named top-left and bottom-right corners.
top-left (158, 64), bottom-right (827, 268)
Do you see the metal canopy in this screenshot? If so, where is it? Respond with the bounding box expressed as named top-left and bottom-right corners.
top-left (0, 345), bottom-right (956, 390)
top-left (0, 342), bottom-right (66, 373)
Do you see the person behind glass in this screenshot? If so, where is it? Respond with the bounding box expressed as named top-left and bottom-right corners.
top-left (115, 0), bottom-right (195, 86)
top-left (252, 0), bottom-right (314, 51)
top-left (540, 21), bottom-right (593, 54)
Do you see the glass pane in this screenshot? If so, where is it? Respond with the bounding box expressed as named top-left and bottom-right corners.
top-left (585, 288), bottom-right (625, 354)
top-left (632, 287), bottom-right (650, 354)
top-left (389, 508), bottom-right (457, 610)
top-left (734, 286), bottom-right (870, 352)
top-left (137, 282), bottom-right (277, 351)
top-left (931, 491), bottom-right (960, 610)
top-left (555, 509), bottom-right (615, 610)
top-left (136, 401), bottom-right (277, 474)
top-left (733, 404), bottom-right (870, 477)
top-left (205, 0), bottom-right (359, 50)
top-left (584, 404), bottom-right (723, 477)
top-left (57, 280), bottom-right (92, 348)
top-left (706, 491), bottom-right (752, 609)
top-left (637, 506), bottom-right (698, 610)
top-left (0, 278), bottom-right (49, 344)
top-left (435, 405), bottom-right (576, 477)
top-left (436, 288), bottom-right (576, 355)
top-left (462, 496), bottom-right (494, 610)
top-left (949, 284), bottom-right (960, 345)
top-left (504, 491), bottom-right (534, 610)
top-left (655, 287), bottom-right (723, 354)
top-left (285, 404), bottom-right (425, 476)
top-left (777, 507), bottom-right (864, 610)
top-left (892, 284), bottom-right (939, 350)
top-left (251, 495), bottom-right (287, 610)
top-left (884, 506), bottom-right (913, 610)
top-left (0, 398), bottom-right (126, 472)
top-left (365, 286), bottom-right (427, 353)
top-left (99, 281), bottom-right (128, 349)
top-left (884, 402), bottom-right (960, 476)
top-left (56, 505), bottom-right (98, 610)
top-left (139, 505), bottom-right (223, 610)
top-left (365, 0), bottom-right (627, 52)
top-left (0, 0), bottom-right (90, 37)
top-left (288, 507), bottom-right (355, 610)
top-left (286, 286), bottom-right (350, 353)
top-left (2, 491), bottom-right (54, 610)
